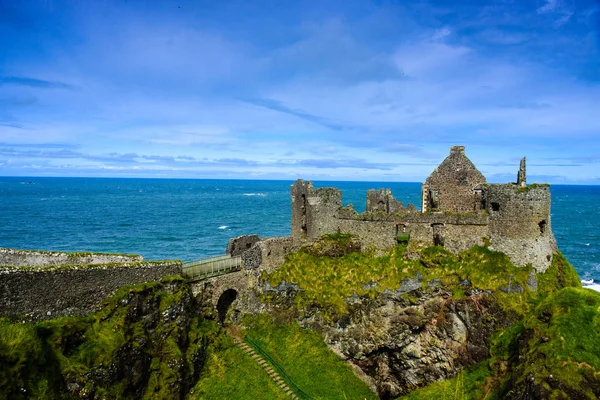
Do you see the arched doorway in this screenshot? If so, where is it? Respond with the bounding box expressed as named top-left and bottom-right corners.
top-left (216, 289), bottom-right (238, 325)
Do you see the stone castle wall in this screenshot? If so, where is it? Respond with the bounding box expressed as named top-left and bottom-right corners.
top-left (227, 235), bottom-right (261, 257)
top-left (290, 174), bottom-right (555, 272)
top-left (0, 261), bottom-right (182, 320)
top-left (290, 180), bottom-right (492, 254)
top-left (0, 248), bottom-right (144, 267)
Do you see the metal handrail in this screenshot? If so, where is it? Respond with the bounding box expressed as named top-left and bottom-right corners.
top-left (245, 336), bottom-right (313, 400)
top-left (182, 254), bottom-right (242, 281)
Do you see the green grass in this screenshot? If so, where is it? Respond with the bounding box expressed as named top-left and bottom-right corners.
top-left (396, 362), bottom-right (492, 400)
top-left (518, 183), bottom-right (550, 192)
top-left (508, 287), bottom-right (600, 398)
top-left (264, 242), bottom-right (586, 398)
top-left (387, 254), bottom-right (589, 400)
top-left (266, 243), bottom-right (535, 318)
top-left (0, 276), bottom-right (205, 399)
top-left (299, 233), bottom-right (361, 258)
top-left (536, 251), bottom-right (581, 294)
top-left (190, 320), bottom-right (287, 400)
top-left (0, 318), bottom-right (50, 400)
top-left (243, 314), bottom-right (377, 400)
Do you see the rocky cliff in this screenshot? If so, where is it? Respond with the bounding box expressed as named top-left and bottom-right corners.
top-left (0, 276), bottom-right (206, 400)
top-left (256, 236), bottom-right (593, 399)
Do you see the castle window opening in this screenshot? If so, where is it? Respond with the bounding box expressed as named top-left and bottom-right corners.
top-left (491, 202), bottom-right (500, 212)
top-left (301, 194), bottom-right (307, 234)
top-left (429, 189), bottom-right (440, 210)
top-left (539, 220), bottom-right (547, 235)
top-left (431, 223), bottom-right (445, 247)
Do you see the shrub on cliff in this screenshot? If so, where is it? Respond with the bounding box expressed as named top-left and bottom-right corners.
top-left (299, 233), bottom-right (361, 258)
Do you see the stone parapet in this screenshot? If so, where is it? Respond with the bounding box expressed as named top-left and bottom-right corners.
top-left (0, 261), bottom-right (182, 320)
top-left (0, 248), bottom-right (144, 267)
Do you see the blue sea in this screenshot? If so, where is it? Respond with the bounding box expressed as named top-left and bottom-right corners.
top-left (1, 177), bottom-right (598, 289)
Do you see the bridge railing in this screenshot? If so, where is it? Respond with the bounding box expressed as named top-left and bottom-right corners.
top-left (182, 254), bottom-right (242, 281)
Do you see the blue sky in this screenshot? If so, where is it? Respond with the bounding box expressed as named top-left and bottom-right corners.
top-left (1, 0), bottom-right (599, 183)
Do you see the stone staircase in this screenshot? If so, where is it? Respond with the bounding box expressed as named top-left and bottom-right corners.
top-left (230, 335), bottom-right (300, 399)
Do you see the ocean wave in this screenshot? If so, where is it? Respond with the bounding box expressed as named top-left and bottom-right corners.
top-left (218, 225), bottom-right (229, 229)
top-left (243, 193), bottom-right (266, 196)
top-left (582, 279), bottom-right (600, 293)
top-left (584, 283), bottom-right (600, 293)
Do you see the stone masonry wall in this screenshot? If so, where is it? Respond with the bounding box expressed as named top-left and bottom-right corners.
top-left (291, 179), bottom-right (491, 254)
top-left (0, 261), bottom-right (182, 320)
top-left (227, 235), bottom-right (261, 257)
top-left (0, 248), bottom-right (144, 267)
top-left (366, 189), bottom-right (416, 214)
top-left (254, 237), bottom-right (294, 273)
top-left (487, 184), bottom-right (556, 272)
top-left (423, 146), bottom-right (486, 213)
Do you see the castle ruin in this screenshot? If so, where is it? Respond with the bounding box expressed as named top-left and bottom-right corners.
top-left (291, 146), bottom-right (556, 272)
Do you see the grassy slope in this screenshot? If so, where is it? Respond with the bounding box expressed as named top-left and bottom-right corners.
top-left (393, 251), bottom-right (591, 400)
top-left (266, 242), bottom-right (534, 318)
top-left (190, 320), bottom-right (288, 400)
top-left (401, 286), bottom-right (600, 400)
top-left (511, 286), bottom-right (600, 398)
top-left (243, 314), bottom-right (377, 400)
top-left (266, 236), bottom-right (597, 399)
top-left (397, 362), bottom-right (492, 400)
top-left (191, 314), bottom-right (376, 400)
top-left (0, 276), bottom-right (205, 400)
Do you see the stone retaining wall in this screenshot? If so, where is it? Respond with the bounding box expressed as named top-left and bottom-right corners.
top-left (0, 261), bottom-right (182, 320)
top-left (0, 248), bottom-right (144, 267)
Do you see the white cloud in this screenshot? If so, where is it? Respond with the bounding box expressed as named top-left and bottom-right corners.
top-left (537, 0), bottom-right (559, 14)
top-left (432, 27), bottom-right (451, 41)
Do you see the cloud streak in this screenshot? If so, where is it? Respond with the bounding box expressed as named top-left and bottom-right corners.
top-left (0, 76), bottom-right (77, 90)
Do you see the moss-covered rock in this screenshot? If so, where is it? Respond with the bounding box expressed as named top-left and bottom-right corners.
top-left (0, 276), bottom-right (207, 400)
top-left (502, 287), bottom-right (600, 399)
top-left (263, 242), bottom-right (589, 398)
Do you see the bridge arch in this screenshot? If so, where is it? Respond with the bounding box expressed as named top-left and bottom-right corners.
top-left (216, 289), bottom-right (238, 324)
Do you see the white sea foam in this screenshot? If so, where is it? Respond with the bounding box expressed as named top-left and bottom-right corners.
top-left (243, 193), bottom-right (265, 196)
top-left (218, 225), bottom-right (229, 229)
top-left (584, 283), bottom-right (600, 293)
top-left (582, 279), bottom-right (600, 292)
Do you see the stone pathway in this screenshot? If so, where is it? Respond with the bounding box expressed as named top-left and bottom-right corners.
top-left (229, 334), bottom-right (299, 400)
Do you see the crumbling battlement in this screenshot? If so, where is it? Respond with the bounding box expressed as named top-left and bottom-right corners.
top-left (291, 146), bottom-right (556, 272)
top-left (366, 189), bottom-right (417, 214)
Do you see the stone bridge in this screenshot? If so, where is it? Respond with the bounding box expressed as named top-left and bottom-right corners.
top-left (189, 237), bottom-right (293, 324)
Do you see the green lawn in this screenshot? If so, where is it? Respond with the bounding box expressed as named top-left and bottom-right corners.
top-left (190, 327), bottom-right (288, 400)
top-left (396, 362), bottom-right (493, 400)
top-left (243, 314), bottom-right (378, 400)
